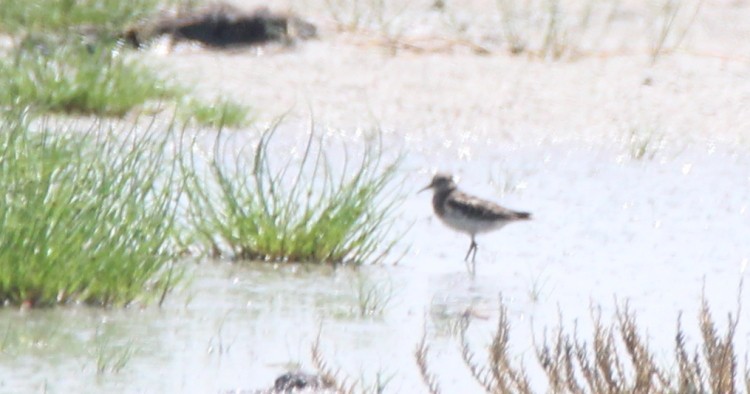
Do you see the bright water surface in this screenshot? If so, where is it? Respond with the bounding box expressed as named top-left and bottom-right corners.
top-left (1, 140), bottom-right (748, 393)
top-left (2, 0), bottom-right (750, 391)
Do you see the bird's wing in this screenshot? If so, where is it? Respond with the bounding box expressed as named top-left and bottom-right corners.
top-left (446, 192), bottom-right (531, 221)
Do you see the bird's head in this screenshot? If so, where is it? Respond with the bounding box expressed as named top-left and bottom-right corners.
top-left (419, 172), bottom-right (457, 193)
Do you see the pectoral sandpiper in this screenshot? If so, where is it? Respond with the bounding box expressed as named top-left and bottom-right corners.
top-left (420, 173), bottom-right (531, 273)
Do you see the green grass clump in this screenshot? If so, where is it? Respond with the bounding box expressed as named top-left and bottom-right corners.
top-left (627, 125), bottom-right (664, 161)
top-left (184, 121), bottom-right (402, 265)
top-left (180, 97), bottom-right (252, 129)
top-left (0, 112), bottom-right (182, 307)
top-left (0, 0), bottom-right (168, 36)
top-left (0, 0), bottom-right (250, 122)
top-left (0, 42), bottom-right (177, 117)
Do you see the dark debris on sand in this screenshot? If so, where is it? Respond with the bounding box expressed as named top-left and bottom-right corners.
top-left (125, 3), bottom-right (316, 49)
top-left (272, 371), bottom-right (333, 392)
top-left (224, 371), bottom-right (334, 394)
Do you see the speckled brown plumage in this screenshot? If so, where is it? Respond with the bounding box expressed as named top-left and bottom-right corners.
top-left (421, 173), bottom-right (531, 271)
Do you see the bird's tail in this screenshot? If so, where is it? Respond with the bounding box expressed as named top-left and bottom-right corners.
top-left (514, 211), bottom-right (532, 220)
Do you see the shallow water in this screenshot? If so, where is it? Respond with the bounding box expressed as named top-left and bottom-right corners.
top-left (3, 0), bottom-right (750, 392)
top-left (2, 141), bottom-right (748, 393)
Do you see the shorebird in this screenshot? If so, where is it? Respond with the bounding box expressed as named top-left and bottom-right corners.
top-left (420, 173), bottom-right (531, 272)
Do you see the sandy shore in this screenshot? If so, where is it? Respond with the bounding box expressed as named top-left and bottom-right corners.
top-left (152, 0), bottom-right (749, 149)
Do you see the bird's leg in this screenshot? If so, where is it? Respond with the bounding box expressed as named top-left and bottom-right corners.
top-left (463, 238), bottom-right (477, 262)
top-left (464, 236), bottom-right (478, 276)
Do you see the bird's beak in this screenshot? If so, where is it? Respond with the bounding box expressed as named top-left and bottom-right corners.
top-left (418, 183), bottom-right (432, 194)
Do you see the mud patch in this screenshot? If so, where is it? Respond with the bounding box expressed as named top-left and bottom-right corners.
top-left (126, 3), bottom-right (316, 49)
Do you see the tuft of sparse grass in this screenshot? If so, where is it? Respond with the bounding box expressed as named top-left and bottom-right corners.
top-left (323, 0), bottom-right (399, 34)
top-left (525, 271), bottom-right (549, 304)
top-left (356, 370), bottom-right (395, 394)
top-left (92, 332), bottom-right (136, 375)
top-left (648, 0), bottom-right (703, 64)
top-left (351, 273), bottom-right (393, 318)
top-left (322, 0), bottom-right (411, 55)
top-left (0, 111), bottom-right (183, 307)
top-left (0, 41), bottom-right (178, 117)
top-left (417, 294), bottom-right (748, 393)
top-left (496, 0), bottom-right (602, 60)
top-left (0, 319), bottom-right (62, 354)
top-left (415, 327), bottom-right (442, 394)
top-left (626, 125), bottom-right (664, 161)
top-left (489, 169), bottom-right (527, 197)
top-left (322, 0), bottom-right (369, 33)
top-left (460, 298), bottom-right (533, 393)
top-left (183, 119), bottom-right (403, 265)
top-left (312, 329), bottom-right (393, 394)
top-left (494, 0), bottom-right (702, 61)
top-left (179, 97), bottom-right (252, 129)
top-left (206, 313), bottom-right (236, 358)
top-left (311, 331), bottom-right (356, 393)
